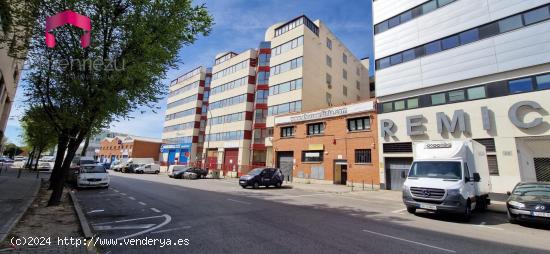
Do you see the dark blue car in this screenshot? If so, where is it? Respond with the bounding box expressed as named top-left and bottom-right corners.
top-left (239, 168), bottom-right (284, 189)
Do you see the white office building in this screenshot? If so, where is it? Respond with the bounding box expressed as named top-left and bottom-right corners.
top-left (373, 0), bottom-right (550, 193)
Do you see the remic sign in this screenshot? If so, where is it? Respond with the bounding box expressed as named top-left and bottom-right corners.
top-left (45, 10), bottom-right (91, 48)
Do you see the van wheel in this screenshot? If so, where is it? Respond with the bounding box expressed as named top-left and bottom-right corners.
top-left (155, 170), bottom-right (159, 174)
top-left (463, 200), bottom-right (472, 222)
top-left (253, 182), bottom-right (259, 189)
top-left (407, 207), bottom-right (416, 214)
top-left (476, 197), bottom-right (487, 212)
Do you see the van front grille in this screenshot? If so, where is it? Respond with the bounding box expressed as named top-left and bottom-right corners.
top-left (410, 187), bottom-right (446, 200)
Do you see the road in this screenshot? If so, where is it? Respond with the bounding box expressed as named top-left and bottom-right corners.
top-left (74, 171), bottom-right (550, 254)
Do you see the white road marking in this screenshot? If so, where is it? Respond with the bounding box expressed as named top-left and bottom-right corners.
top-left (92, 215), bottom-right (166, 226)
top-left (113, 189), bottom-right (119, 192)
top-left (392, 208), bottom-right (407, 214)
top-left (116, 214), bottom-right (172, 240)
top-left (87, 209), bottom-right (105, 214)
top-left (362, 229), bottom-right (456, 253)
top-left (150, 208), bottom-right (161, 213)
top-left (93, 224), bottom-right (156, 231)
top-left (474, 222), bottom-right (504, 231)
top-left (120, 193), bottom-right (127, 196)
top-left (227, 198), bottom-right (251, 205)
top-left (128, 196), bottom-right (136, 200)
top-left (151, 226), bottom-right (192, 234)
top-left (138, 201), bottom-right (147, 206)
top-left (272, 193), bottom-right (334, 198)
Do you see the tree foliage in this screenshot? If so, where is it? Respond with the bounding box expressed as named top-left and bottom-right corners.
top-left (21, 106), bottom-right (58, 157)
top-left (18, 0), bottom-right (213, 205)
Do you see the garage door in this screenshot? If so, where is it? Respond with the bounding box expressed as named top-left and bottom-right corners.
top-left (223, 148), bottom-right (239, 174)
top-left (385, 157), bottom-right (413, 190)
top-left (534, 158), bottom-right (550, 182)
top-left (277, 152), bottom-right (294, 182)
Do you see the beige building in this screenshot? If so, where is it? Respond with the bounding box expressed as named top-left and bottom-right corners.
top-left (202, 50), bottom-right (257, 175)
top-left (162, 66), bottom-right (211, 166)
top-left (264, 15), bottom-right (371, 166)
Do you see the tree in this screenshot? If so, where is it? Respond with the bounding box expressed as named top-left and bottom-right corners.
top-left (17, 0), bottom-right (213, 205)
top-left (21, 106), bottom-right (58, 170)
top-left (3, 143), bottom-right (23, 158)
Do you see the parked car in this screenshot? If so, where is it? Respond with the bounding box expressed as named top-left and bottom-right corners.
top-left (168, 165), bottom-right (206, 179)
top-left (507, 182), bottom-right (550, 224)
top-left (168, 165), bottom-right (191, 178)
top-left (183, 171), bottom-right (198, 179)
top-left (37, 161), bottom-right (54, 172)
top-left (239, 167), bottom-right (284, 189)
top-left (0, 157), bottom-right (14, 163)
top-left (101, 162), bottom-right (111, 170)
top-left (77, 164), bottom-right (110, 189)
top-left (122, 163), bottom-right (144, 173)
top-left (134, 163), bottom-right (160, 174)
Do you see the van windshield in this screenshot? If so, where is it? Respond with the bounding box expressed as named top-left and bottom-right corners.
top-left (408, 161), bottom-right (462, 180)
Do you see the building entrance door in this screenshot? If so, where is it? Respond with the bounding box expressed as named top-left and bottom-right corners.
top-left (385, 157), bottom-right (413, 190)
top-left (333, 160), bottom-right (347, 185)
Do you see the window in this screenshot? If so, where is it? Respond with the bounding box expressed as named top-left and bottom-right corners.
top-left (459, 28), bottom-right (479, 45)
top-left (499, 15), bottom-right (523, 33)
top-left (272, 36), bottom-right (303, 56)
top-left (394, 100), bottom-right (405, 111)
top-left (400, 10), bottom-right (413, 23)
top-left (271, 57), bottom-right (303, 75)
top-left (343, 86), bottom-right (348, 96)
top-left (388, 16), bottom-right (400, 28)
top-left (508, 78), bottom-right (533, 94)
top-left (536, 74), bottom-right (550, 90)
top-left (378, 58), bottom-right (390, 69)
top-left (390, 54), bottom-right (402, 65)
top-left (375, 21), bottom-right (389, 34)
top-left (441, 35), bottom-right (459, 50)
top-left (269, 78), bottom-right (302, 95)
top-left (343, 69), bottom-right (347, 80)
top-left (268, 101), bottom-right (301, 116)
top-left (425, 41), bottom-right (441, 55)
top-left (467, 86), bottom-right (486, 100)
top-left (302, 151), bottom-right (323, 162)
top-left (448, 90), bottom-right (465, 102)
top-left (488, 155), bottom-right (499, 176)
top-left (256, 90), bottom-right (268, 103)
top-left (407, 98), bottom-right (419, 109)
top-left (343, 53), bottom-right (348, 64)
top-left (438, 0), bottom-right (454, 7)
top-left (326, 73), bottom-right (332, 88)
top-left (524, 6), bottom-right (550, 25)
top-left (326, 38), bottom-right (332, 49)
top-left (356, 81), bottom-right (360, 90)
top-left (382, 102), bottom-right (393, 113)
top-left (356, 67), bottom-right (360, 76)
top-left (326, 92), bottom-right (332, 105)
top-left (421, 1), bottom-right (437, 14)
top-left (355, 149), bottom-right (372, 164)
top-left (348, 117), bottom-right (371, 131)
top-left (326, 55), bottom-right (332, 67)
top-left (307, 123), bottom-right (324, 135)
top-left (280, 126), bottom-right (295, 137)
top-left (431, 93), bottom-right (446, 105)
top-left (402, 49), bottom-right (416, 62)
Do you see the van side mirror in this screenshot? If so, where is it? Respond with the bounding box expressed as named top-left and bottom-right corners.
top-left (473, 173), bottom-right (481, 182)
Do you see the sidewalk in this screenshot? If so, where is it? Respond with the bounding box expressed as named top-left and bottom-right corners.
top-left (0, 167), bottom-right (42, 242)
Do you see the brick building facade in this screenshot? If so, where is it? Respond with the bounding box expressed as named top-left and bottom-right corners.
top-left (271, 100), bottom-right (379, 186)
top-left (97, 136), bottom-right (162, 163)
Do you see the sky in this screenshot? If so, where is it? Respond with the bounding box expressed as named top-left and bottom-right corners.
top-left (5, 0), bottom-right (374, 146)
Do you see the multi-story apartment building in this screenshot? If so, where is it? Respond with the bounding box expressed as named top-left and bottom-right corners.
top-left (263, 15), bottom-right (371, 167)
top-left (203, 50), bottom-right (257, 175)
top-left (373, 0), bottom-right (550, 192)
top-left (161, 66), bottom-right (211, 166)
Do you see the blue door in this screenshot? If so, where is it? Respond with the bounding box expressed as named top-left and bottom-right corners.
top-left (168, 150), bottom-right (176, 164)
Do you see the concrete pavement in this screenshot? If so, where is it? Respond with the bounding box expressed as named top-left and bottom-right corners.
top-left (73, 171), bottom-right (550, 253)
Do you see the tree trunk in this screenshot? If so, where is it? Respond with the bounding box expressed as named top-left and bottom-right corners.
top-left (26, 147), bottom-right (36, 169)
top-left (80, 134), bottom-right (91, 157)
top-left (34, 148), bottom-right (43, 171)
top-left (48, 134), bottom-right (85, 206)
top-left (49, 135), bottom-right (69, 190)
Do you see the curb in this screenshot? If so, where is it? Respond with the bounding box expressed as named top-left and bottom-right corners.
top-left (0, 179), bottom-right (41, 243)
top-left (69, 191), bottom-right (93, 239)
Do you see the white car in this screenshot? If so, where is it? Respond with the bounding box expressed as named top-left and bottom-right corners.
top-left (134, 163), bottom-right (160, 174)
top-left (77, 164), bottom-right (110, 189)
top-left (37, 161), bottom-right (54, 172)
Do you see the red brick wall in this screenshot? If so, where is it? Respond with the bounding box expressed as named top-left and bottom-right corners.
top-left (131, 140), bottom-right (161, 161)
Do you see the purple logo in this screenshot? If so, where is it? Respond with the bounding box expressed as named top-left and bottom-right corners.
top-left (45, 10), bottom-right (91, 48)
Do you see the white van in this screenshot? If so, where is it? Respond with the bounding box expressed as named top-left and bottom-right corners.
top-left (134, 163), bottom-right (160, 174)
top-left (402, 140), bottom-right (491, 220)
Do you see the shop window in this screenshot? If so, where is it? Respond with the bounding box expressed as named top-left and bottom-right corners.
top-left (536, 74), bottom-right (550, 90)
top-left (280, 126), bottom-right (295, 138)
top-left (348, 117), bottom-right (371, 131)
top-left (355, 149), bottom-right (372, 164)
top-left (307, 122), bottom-right (324, 135)
top-left (302, 150), bottom-right (323, 162)
top-left (508, 78), bottom-right (533, 94)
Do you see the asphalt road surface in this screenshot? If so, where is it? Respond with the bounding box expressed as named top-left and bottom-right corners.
top-left (74, 172), bottom-right (550, 254)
